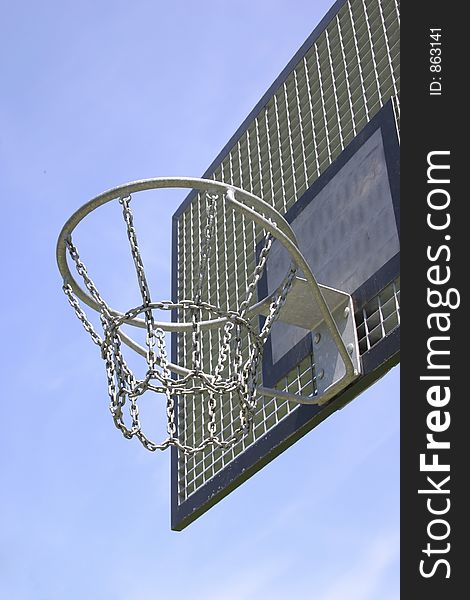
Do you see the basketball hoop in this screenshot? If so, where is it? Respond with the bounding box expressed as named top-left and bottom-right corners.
top-left (57, 178), bottom-right (359, 454)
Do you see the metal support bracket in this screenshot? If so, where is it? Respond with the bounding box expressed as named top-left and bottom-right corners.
top-left (258, 277), bottom-right (361, 406)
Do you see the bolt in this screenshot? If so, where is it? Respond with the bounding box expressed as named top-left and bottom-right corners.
top-left (313, 332), bottom-right (321, 344)
top-left (343, 306), bottom-right (350, 319)
top-left (347, 343), bottom-right (354, 355)
top-left (317, 368), bottom-right (324, 380)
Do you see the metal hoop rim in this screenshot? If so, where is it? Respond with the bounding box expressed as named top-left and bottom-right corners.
top-left (57, 177), bottom-right (299, 331)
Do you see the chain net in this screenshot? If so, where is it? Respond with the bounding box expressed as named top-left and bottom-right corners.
top-left (63, 190), bottom-right (296, 454)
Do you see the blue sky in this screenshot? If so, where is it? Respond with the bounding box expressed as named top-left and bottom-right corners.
top-left (1, 1), bottom-right (399, 598)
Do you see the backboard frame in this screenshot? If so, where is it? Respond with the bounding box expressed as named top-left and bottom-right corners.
top-left (171, 102), bottom-right (399, 531)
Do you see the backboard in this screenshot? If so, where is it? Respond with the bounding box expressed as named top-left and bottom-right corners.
top-left (171, 0), bottom-right (400, 530)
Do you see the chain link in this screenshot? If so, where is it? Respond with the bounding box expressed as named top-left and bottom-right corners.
top-left (63, 283), bottom-right (103, 346)
top-left (61, 188), bottom-right (296, 455)
top-left (195, 193), bottom-right (217, 303)
top-left (120, 195), bottom-right (158, 372)
top-left (238, 232), bottom-right (273, 317)
top-left (260, 267), bottom-right (297, 340)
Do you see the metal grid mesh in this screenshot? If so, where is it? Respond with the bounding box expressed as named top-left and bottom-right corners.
top-left (357, 278), bottom-right (400, 354)
top-left (176, 0), bottom-right (400, 503)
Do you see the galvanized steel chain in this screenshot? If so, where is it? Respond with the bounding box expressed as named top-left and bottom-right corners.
top-left (195, 193), bottom-right (220, 442)
top-left (215, 229), bottom-right (272, 378)
top-left (238, 232), bottom-right (274, 316)
top-left (120, 195), bottom-right (158, 372)
top-left (65, 237), bottom-right (113, 321)
top-left (63, 234), bottom-right (172, 452)
top-left (61, 185), bottom-right (297, 455)
top-left (63, 282), bottom-right (102, 347)
top-left (191, 192), bottom-right (217, 375)
top-left (215, 227), bottom-right (274, 393)
top-left (196, 192), bottom-right (217, 303)
top-left (260, 266), bottom-right (297, 340)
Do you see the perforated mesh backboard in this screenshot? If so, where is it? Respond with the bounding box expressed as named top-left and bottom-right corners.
top-left (171, 0), bottom-right (400, 530)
